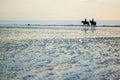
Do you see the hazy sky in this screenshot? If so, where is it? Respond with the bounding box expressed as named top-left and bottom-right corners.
top-left (0, 0), bottom-right (120, 20)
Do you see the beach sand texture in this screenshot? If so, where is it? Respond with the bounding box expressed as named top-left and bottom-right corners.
top-left (0, 27), bottom-right (120, 80)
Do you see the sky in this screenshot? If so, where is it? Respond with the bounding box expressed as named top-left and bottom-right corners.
top-left (0, 0), bottom-right (120, 20)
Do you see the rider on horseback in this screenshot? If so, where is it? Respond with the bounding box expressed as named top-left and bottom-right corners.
top-left (90, 18), bottom-right (96, 27)
top-left (81, 18), bottom-right (90, 26)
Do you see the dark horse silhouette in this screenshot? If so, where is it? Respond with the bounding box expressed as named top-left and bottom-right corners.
top-left (81, 19), bottom-right (90, 26)
top-left (89, 19), bottom-right (96, 27)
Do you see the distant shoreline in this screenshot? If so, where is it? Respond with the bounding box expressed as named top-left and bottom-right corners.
top-left (0, 24), bottom-right (120, 28)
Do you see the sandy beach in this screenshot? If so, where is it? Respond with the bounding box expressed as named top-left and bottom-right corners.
top-left (0, 27), bottom-right (120, 80)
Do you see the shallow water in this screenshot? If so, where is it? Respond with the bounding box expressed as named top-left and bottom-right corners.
top-left (0, 27), bottom-right (120, 80)
top-left (0, 20), bottom-right (120, 25)
top-left (0, 27), bottom-right (120, 40)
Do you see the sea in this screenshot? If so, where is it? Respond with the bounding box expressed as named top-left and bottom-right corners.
top-left (0, 20), bottom-right (120, 28)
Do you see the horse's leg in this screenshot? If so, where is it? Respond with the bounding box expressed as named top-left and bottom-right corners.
top-left (87, 24), bottom-right (89, 27)
top-left (83, 24), bottom-right (85, 28)
top-left (87, 23), bottom-right (90, 27)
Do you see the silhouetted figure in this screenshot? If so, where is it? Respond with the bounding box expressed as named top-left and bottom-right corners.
top-left (90, 18), bottom-right (96, 27)
top-left (81, 18), bottom-right (90, 26)
top-left (85, 18), bottom-right (87, 22)
top-left (92, 18), bottom-right (94, 22)
top-left (28, 24), bottom-right (30, 26)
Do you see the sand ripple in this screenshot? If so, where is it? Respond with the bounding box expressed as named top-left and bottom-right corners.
top-left (0, 38), bottom-right (120, 80)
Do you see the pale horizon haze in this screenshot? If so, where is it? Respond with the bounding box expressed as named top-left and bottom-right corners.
top-left (0, 0), bottom-right (120, 20)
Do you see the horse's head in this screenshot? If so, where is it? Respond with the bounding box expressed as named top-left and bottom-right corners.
top-left (81, 21), bottom-right (84, 23)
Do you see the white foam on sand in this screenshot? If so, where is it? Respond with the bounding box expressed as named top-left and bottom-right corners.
top-left (0, 27), bottom-right (120, 80)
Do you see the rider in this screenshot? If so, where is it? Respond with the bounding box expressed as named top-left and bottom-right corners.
top-left (85, 18), bottom-right (87, 22)
top-left (92, 18), bottom-right (94, 22)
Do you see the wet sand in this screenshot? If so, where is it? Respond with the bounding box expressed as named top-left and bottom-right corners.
top-left (0, 27), bottom-right (120, 80)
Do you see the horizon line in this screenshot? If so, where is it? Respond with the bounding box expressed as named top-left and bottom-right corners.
top-left (1, 19), bottom-right (120, 21)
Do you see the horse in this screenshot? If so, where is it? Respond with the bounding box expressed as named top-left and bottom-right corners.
top-left (89, 20), bottom-right (96, 27)
top-left (81, 21), bottom-right (90, 26)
